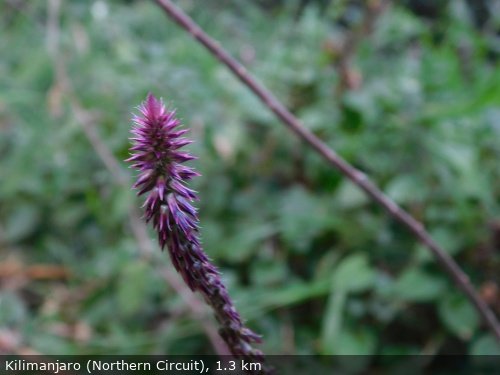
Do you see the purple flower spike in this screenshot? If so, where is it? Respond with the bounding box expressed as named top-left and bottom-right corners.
top-left (127, 94), bottom-right (268, 369)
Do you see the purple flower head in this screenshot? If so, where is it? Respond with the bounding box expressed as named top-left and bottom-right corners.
top-left (127, 94), bottom-right (268, 370)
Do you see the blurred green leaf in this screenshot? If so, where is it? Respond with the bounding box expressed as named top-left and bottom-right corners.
top-left (471, 334), bottom-right (500, 355)
top-left (117, 262), bottom-right (149, 316)
top-left (385, 175), bottom-right (424, 204)
top-left (241, 278), bottom-right (331, 319)
top-left (335, 180), bottom-right (369, 209)
top-left (4, 203), bottom-right (40, 242)
top-left (0, 292), bottom-right (27, 326)
top-left (333, 254), bottom-right (375, 293)
top-left (438, 293), bottom-right (479, 339)
top-left (334, 325), bottom-right (377, 356)
top-left (279, 187), bottom-right (331, 252)
top-left (393, 268), bottom-right (446, 302)
top-left (321, 254), bottom-right (375, 354)
top-left (321, 290), bottom-right (346, 355)
top-left (224, 222), bottom-right (276, 262)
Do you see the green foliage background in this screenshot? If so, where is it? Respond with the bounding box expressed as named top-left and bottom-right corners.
top-left (2, 0), bottom-right (500, 366)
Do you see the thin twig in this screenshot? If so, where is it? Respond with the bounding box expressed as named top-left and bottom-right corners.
top-left (45, 0), bottom-right (229, 356)
top-left (335, 0), bottom-right (390, 95)
top-left (153, 0), bottom-right (500, 341)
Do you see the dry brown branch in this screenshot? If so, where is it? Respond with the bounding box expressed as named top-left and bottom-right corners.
top-left (153, 0), bottom-right (500, 341)
top-left (335, 0), bottom-right (390, 95)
